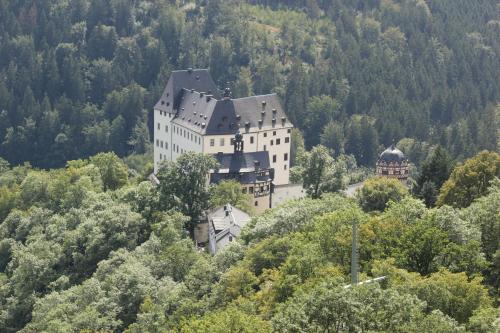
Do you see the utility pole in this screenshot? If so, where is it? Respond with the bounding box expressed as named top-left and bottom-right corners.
top-left (351, 219), bottom-right (359, 285)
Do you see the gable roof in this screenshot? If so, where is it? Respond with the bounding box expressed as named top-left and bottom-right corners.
top-left (208, 205), bottom-right (251, 235)
top-left (155, 69), bottom-right (293, 134)
top-left (173, 91), bottom-right (292, 135)
top-left (154, 69), bottom-right (220, 113)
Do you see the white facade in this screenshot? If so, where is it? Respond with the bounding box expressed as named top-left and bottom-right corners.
top-left (155, 117), bottom-right (292, 185)
top-left (153, 69), bottom-right (293, 186)
top-left (153, 110), bottom-right (205, 170)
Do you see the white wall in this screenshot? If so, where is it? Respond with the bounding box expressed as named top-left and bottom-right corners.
top-left (155, 111), bottom-right (292, 185)
top-left (153, 109), bottom-right (173, 173)
top-left (170, 123), bottom-right (203, 160)
top-left (202, 126), bottom-right (292, 185)
top-left (253, 127), bottom-right (291, 185)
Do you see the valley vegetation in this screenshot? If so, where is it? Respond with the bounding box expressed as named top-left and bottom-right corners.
top-left (0, 150), bottom-right (498, 332)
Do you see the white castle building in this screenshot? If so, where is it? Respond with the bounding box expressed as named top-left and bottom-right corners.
top-left (153, 69), bottom-right (293, 212)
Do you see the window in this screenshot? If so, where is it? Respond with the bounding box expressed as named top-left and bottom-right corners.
top-left (160, 153), bottom-right (162, 159)
top-left (229, 235), bottom-right (233, 242)
top-left (220, 138), bottom-right (225, 146)
top-left (210, 139), bottom-right (215, 147)
top-left (264, 145), bottom-right (267, 151)
top-left (166, 142), bottom-right (168, 149)
top-left (270, 140), bottom-right (274, 146)
top-left (284, 153), bottom-right (288, 161)
top-left (273, 155), bottom-right (277, 163)
top-left (156, 139), bottom-right (159, 147)
top-left (242, 187), bottom-right (247, 194)
top-left (160, 141), bottom-right (163, 148)
top-left (165, 125), bottom-right (168, 132)
top-left (250, 136), bottom-right (254, 144)
top-left (249, 186), bottom-right (254, 194)
top-left (273, 131), bottom-right (276, 136)
top-left (157, 123), bottom-right (160, 130)
top-left (287, 129), bottom-right (291, 133)
top-left (276, 138), bottom-right (281, 145)
top-left (284, 164), bottom-right (287, 170)
top-left (285, 137), bottom-right (290, 143)
top-left (264, 132), bottom-right (267, 137)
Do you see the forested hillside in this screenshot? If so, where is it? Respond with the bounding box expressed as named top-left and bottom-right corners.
top-left (0, 151), bottom-right (499, 332)
top-left (0, 0), bottom-right (498, 167)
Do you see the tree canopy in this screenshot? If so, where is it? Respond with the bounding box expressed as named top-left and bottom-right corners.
top-left (0, 151), bottom-right (499, 331)
top-left (437, 151), bottom-right (500, 208)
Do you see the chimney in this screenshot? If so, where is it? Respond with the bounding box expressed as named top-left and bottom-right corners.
top-left (206, 95), bottom-right (212, 102)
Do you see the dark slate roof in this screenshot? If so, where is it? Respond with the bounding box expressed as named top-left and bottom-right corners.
top-left (173, 91), bottom-right (292, 135)
top-left (210, 151), bottom-right (272, 184)
top-left (214, 151), bottom-right (270, 172)
top-left (378, 145), bottom-right (407, 163)
top-left (154, 69), bottom-right (220, 113)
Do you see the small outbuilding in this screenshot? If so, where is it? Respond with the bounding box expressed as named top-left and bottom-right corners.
top-left (376, 144), bottom-right (410, 184)
top-left (207, 204), bottom-right (251, 254)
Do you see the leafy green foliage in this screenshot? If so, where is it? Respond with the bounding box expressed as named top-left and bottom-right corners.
top-left (300, 145), bottom-right (347, 198)
top-left (357, 176), bottom-right (409, 212)
top-left (0, 150), bottom-right (498, 331)
top-left (156, 152), bottom-right (218, 234)
top-left (415, 146), bottom-right (454, 206)
top-left (437, 151), bottom-right (500, 208)
top-left (210, 180), bottom-right (254, 214)
top-left (180, 305), bottom-right (272, 333)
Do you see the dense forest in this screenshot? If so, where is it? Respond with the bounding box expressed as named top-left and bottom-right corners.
top-left (0, 0), bottom-right (498, 168)
top-left (0, 149), bottom-right (499, 332)
top-left (1, 0), bottom-right (500, 331)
